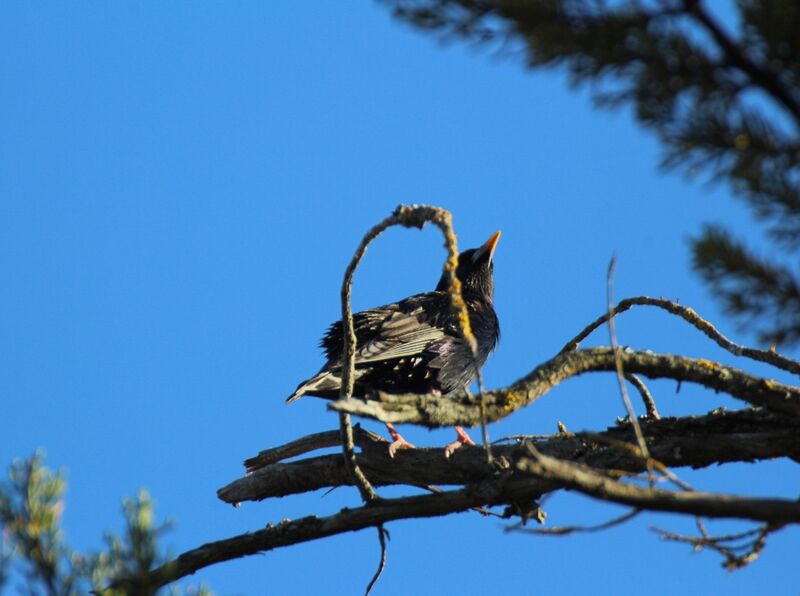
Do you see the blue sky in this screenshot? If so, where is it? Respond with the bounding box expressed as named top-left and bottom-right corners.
top-left (1, 3), bottom-right (796, 594)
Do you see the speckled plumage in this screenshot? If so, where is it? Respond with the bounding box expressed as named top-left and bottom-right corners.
top-left (286, 235), bottom-right (500, 403)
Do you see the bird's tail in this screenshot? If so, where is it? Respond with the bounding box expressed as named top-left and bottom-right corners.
top-left (286, 369), bottom-right (343, 403)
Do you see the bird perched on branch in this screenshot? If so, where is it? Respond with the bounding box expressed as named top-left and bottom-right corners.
top-left (287, 231), bottom-right (501, 457)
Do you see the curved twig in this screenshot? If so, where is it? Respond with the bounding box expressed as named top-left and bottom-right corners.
top-left (560, 296), bottom-right (800, 375)
top-left (336, 204), bottom-right (492, 483)
top-left (365, 525), bottom-right (388, 596)
top-left (339, 213), bottom-right (404, 502)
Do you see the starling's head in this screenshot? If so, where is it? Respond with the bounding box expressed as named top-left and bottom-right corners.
top-left (436, 231), bottom-right (501, 301)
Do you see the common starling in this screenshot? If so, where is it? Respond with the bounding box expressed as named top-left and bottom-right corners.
top-left (287, 231), bottom-right (501, 456)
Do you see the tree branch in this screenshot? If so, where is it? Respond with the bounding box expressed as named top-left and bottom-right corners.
top-left (218, 408), bottom-right (799, 504)
top-left (519, 445), bottom-right (800, 524)
top-left (244, 427), bottom-right (385, 472)
top-left (117, 406), bottom-right (799, 591)
top-left (329, 347), bottom-right (800, 427)
top-left (559, 296), bottom-right (800, 375)
top-left (113, 477), bottom-right (550, 591)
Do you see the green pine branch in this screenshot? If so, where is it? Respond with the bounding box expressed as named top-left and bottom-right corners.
top-left (0, 453), bottom-right (212, 596)
top-left (693, 225), bottom-right (800, 345)
top-left (382, 0), bottom-right (800, 344)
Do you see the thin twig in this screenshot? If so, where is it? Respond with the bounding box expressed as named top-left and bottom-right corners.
top-left (560, 295), bottom-right (800, 375)
top-left (651, 520), bottom-right (783, 570)
top-left (419, 484), bottom-right (504, 518)
top-left (508, 508), bottom-right (640, 536)
top-left (605, 256), bottom-right (654, 485)
top-left (494, 434), bottom-right (561, 443)
top-left (579, 432), bottom-right (694, 492)
top-left (338, 413), bottom-right (377, 502)
top-left (339, 212), bottom-right (407, 502)
top-left (624, 373), bottom-right (661, 419)
top-left (365, 525), bottom-right (388, 596)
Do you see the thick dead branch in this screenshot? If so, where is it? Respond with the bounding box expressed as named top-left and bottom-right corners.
top-left (123, 407), bottom-right (799, 591)
top-left (244, 427), bottom-right (386, 472)
top-left (329, 347), bottom-right (800, 426)
top-left (219, 408), bottom-right (799, 503)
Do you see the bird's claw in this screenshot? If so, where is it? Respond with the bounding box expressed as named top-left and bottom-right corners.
top-left (385, 423), bottom-right (415, 458)
top-left (443, 440), bottom-right (463, 458)
top-left (387, 437), bottom-right (416, 458)
top-left (444, 426), bottom-right (475, 458)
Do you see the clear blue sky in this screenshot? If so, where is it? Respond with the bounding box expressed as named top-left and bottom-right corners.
top-left (1, 3), bottom-right (796, 594)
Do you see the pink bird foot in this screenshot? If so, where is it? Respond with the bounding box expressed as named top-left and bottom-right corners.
top-left (385, 423), bottom-right (415, 458)
top-left (444, 425), bottom-right (475, 458)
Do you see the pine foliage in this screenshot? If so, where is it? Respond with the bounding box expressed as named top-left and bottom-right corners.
top-left (384, 0), bottom-right (800, 345)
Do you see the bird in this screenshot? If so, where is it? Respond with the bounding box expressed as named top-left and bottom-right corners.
top-left (287, 231), bottom-right (501, 457)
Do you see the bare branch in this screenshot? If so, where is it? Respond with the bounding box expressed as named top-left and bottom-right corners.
top-left (518, 446), bottom-right (800, 524)
top-left (652, 520), bottom-right (783, 570)
top-left (508, 508), bottom-right (640, 536)
top-left (329, 347), bottom-right (800, 426)
top-left (560, 296), bottom-right (800, 375)
top-left (244, 426), bottom-right (387, 472)
top-left (219, 408), bottom-right (799, 504)
top-left (117, 477), bottom-right (551, 591)
top-left (339, 211), bottom-right (405, 502)
top-left (365, 525), bottom-right (388, 596)
top-left (121, 407), bottom-right (799, 590)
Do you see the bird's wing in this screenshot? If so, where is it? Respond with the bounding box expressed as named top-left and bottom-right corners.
top-left (354, 310), bottom-right (446, 364)
top-left (321, 293), bottom-right (452, 367)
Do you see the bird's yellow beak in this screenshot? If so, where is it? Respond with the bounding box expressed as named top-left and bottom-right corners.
top-left (481, 230), bottom-right (501, 261)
